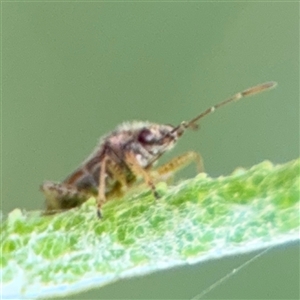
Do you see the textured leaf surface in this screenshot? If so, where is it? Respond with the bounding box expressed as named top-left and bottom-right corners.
top-left (1, 159), bottom-right (299, 299)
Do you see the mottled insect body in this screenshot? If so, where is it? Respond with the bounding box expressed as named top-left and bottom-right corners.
top-left (41, 82), bottom-right (277, 217)
top-left (42, 122), bottom-right (182, 214)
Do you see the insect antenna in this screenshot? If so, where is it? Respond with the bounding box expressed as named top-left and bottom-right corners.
top-left (148, 81), bottom-right (277, 167)
top-left (172, 81), bottom-right (277, 136)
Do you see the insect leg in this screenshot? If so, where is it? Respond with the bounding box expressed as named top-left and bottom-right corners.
top-left (153, 151), bottom-right (204, 181)
top-left (97, 154), bottom-right (108, 218)
top-left (125, 151), bottom-right (160, 199)
top-left (108, 161), bottom-right (128, 188)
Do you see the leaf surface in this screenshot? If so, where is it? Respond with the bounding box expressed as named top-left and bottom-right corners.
top-left (1, 159), bottom-right (299, 299)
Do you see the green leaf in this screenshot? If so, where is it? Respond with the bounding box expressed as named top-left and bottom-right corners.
top-left (1, 158), bottom-right (299, 299)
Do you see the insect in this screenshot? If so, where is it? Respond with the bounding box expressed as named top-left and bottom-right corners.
top-left (41, 81), bottom-right (277, 218)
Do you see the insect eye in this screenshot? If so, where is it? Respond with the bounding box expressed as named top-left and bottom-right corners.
top-left (138, 128), bottom-right (155, 144)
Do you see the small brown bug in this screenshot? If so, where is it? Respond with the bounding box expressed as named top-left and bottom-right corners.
top-left (41, 81), bottom-right (277, 218)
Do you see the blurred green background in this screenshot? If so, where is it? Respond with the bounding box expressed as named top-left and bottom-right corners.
top-left (2, 2), bottom-right (299, 299)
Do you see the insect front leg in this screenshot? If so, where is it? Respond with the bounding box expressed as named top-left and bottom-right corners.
top-left (125, 151), bottom-right (160, 199)
top-left (153, 151), bottom-right (204, 181)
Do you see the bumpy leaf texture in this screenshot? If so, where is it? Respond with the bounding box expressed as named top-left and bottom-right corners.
top-left (1, 159), bottom-right (299, 299)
